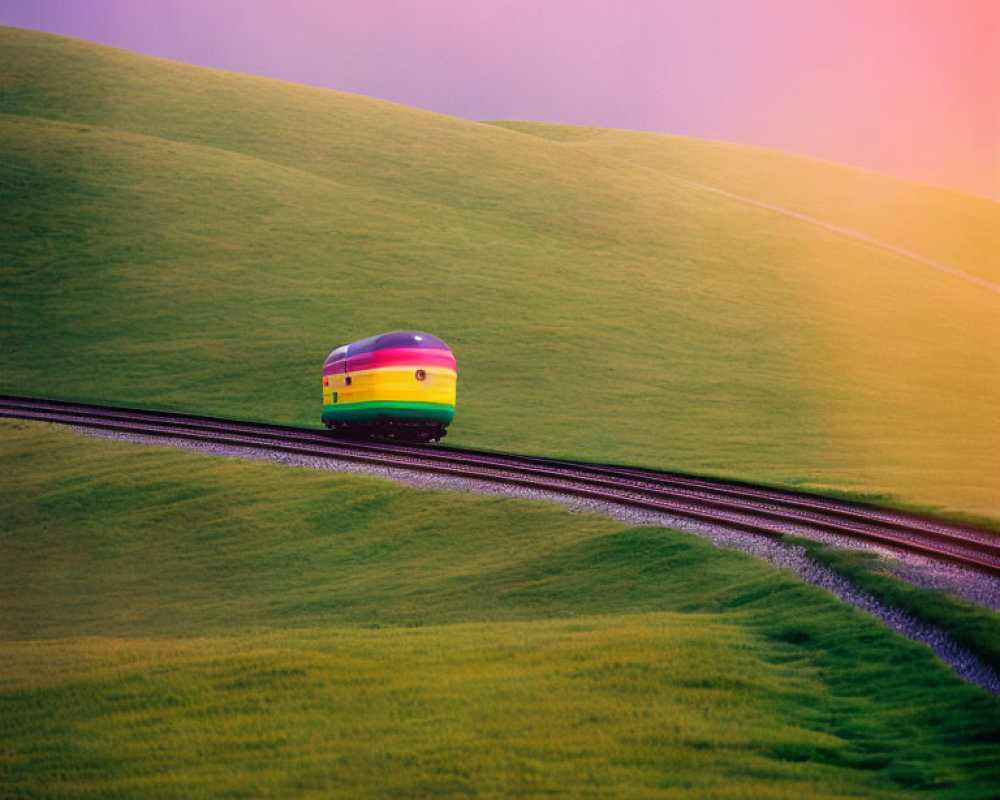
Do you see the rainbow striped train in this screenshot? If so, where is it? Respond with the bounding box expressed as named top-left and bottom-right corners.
top-left (322, 331), bottom-right (457, 442)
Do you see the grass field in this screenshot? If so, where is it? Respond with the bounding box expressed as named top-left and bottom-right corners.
top-left (2, 418), bottom-right (999, 798)
top-left (2, 27), bottom-right (998, 519)
top-left (793, 538), bottom-right (1000, 674)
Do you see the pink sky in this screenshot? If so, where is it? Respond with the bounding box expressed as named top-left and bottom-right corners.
top-left (3, 0), bottom-right (997, 199)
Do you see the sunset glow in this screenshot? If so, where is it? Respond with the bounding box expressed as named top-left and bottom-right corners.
top-left (2, 0), bottom-right (997, 198)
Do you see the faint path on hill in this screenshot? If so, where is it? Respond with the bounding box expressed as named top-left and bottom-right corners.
top-left (676, 179), bottom-right (1000, 295)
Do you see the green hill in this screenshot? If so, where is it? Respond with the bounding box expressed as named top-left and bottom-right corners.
top-left (2, 26), bottom-right (998, 518)
top-left (3, 419), bottom-right (998, 798)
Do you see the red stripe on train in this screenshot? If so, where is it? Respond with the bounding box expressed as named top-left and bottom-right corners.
top-left (323, 347), bottom-right (456, 375)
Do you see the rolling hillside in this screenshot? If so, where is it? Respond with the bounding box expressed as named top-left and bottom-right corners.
top-left (3, 418), bottom-right (998, 798)
top-left (2, 26), bottom-right (998, 518)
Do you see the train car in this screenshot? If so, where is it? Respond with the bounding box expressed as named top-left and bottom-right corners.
top-left (321, 331), bottom-right (457, 442)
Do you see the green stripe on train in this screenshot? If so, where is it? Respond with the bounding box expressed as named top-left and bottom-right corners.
top-left (322, 401), bottom-right (455, 424)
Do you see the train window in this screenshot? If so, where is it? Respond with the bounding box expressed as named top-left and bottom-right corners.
top-left (345, 376), bottom-right (352, 386)
top-left (415, 369), bottom-right (426, 381)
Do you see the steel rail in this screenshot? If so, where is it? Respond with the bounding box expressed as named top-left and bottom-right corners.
top-left (2, 394), bottom-right (998, 575)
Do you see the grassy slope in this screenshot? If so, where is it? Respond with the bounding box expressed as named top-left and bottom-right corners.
top-left (489, 123), bottom-right (1000, 284)
top-left (2, 418), bottom-right (999, 799)
top-left (2, 25), bottom-right (998, 521)
top-left (492, 123), bottom-right (1000, 518)
top-left (791, 538), bottom-right (1000, 673)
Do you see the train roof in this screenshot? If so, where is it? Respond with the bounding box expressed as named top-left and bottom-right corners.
top-left (325, 331), bottom-right (451, 364)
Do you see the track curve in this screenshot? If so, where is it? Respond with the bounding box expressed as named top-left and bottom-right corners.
top-left (2, 394), bottom-right (998, 575)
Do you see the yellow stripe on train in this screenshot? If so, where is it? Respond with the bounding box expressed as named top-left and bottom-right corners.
top-left (323, 366), bottom-right (457, 407)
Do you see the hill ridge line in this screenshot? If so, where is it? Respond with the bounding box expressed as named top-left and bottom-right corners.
top-left (2, 111), bottom-right (521, 224)
top-left (490, 122), bottom-right (997, 291)
top-left (8, 107), bottom-right (996, 295)
top-left (0, 112), bottom-right (372, 194)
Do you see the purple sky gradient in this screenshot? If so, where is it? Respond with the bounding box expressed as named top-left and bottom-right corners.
top-left (2, 0), bottom-right (997, 199)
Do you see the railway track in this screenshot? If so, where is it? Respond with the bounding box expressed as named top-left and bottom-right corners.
top-left (3, 394), bottom-right (999, 576)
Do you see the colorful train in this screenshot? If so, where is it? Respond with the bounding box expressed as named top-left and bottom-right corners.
top-left (321, 331), bottom-right (457, 442)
